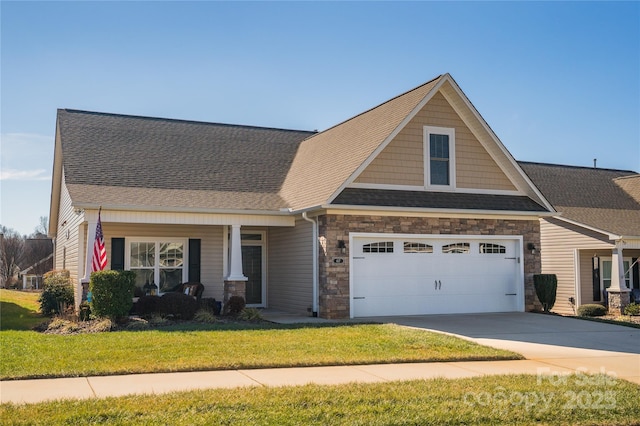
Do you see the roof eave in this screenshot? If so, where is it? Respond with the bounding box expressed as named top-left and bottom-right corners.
top-left (72, 203), bottom-right (295, 217)
top-left (321, 203), bottom-right (555, 218)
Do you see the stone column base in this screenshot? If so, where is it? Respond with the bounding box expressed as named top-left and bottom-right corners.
top-left (607, 290), bottom-right (631, 315)
top-left (223, 280), bottom-right (246, 305)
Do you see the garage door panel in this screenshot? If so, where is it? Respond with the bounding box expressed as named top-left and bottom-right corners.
top-left (352, 236), bottom-right (521, 317)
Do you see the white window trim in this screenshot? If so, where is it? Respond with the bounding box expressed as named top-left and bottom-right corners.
top-left (124, 237), bottom-right (189, 294)
top-left (424, 125), bottom-right (456, 189)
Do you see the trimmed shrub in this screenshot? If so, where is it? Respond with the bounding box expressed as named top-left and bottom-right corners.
top-left (159, 292), bottom-right (198, 320)
top-left (623, 303), bottom-right (640, 316)
top-left (39, 270), bottom-right (74, 316)
top-left (577, 304), bottom-right (607, 317)
top-left (89, 270), bottom-right (136, 319)
top-left (135, 295), bottom-right (162, 316)
top-left (223, 295), bottom-right (246, 316)
top-left (534, 274), bottom-right (557, 312)
top-left (199, 298), bottom-right (222, 316)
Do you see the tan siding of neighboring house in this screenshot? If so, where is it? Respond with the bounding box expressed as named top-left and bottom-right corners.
top-left (55, 173), bottom-right (83, 285)
top-left (539, 218), bottom-right (612, 315)
top-left (355, 91), bottom-right (516, 191)
top-left (102, 223), bottom-right (224, 300)
top-left (268, 218), bottom-right (313, 315)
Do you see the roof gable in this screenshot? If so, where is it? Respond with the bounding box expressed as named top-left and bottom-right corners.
top-left (280, 74), bottom-right (552, 212)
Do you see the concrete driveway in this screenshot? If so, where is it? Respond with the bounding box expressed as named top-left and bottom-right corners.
top-left (366, 312), bottom-right (640, 384)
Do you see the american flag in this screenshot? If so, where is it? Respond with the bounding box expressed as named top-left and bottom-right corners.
top-left (91, 209), bottom-right (107, 272)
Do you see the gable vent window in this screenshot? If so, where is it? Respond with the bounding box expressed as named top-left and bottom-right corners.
top-left (442, 243), bottom-right (470, 254)
top-left (424, 126), bottom-right (456, 189)
top-left (404, 242), bottom-right (433, 253)
top-left (479, 243), bottom-right (506, 254)
top-left (363, 241), bottom-right (394, 253)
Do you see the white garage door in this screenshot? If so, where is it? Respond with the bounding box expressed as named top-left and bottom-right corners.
top-left (351, 234), bottom-right (523, 317)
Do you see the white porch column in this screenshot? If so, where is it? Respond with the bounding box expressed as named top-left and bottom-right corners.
top-left (75, 222), bottom-right (87, 310)
top-left (83, 219), bottom-right (97, 283)
top-left (226, 224), bottom-right (247, 281)
top-left (609, 246), bottom-right (629, 292)
top-left (607, 244), bottom-right (630, 314)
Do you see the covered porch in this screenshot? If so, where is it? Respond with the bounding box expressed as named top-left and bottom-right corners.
top-left (72, 209), bottom-right (316, 314)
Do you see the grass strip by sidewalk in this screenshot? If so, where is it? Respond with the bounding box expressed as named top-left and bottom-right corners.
top-left (2, 374), bottom-right (639, 425)
top-left (0, 323), bottom-right (521, 380)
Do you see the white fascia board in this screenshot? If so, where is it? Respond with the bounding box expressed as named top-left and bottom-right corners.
top-left (79, 207), bottom-right (296, 227)
top-left (440, 77), bottom-right (556, 213)
top-left (323, 204), bottom-right (555, 220)
top-left (48, 124), bottom-right (63, 238)
top-left (326, 76), bottom-right (448, 205)
top-left (550, 215), bottom-right (621, 240)
top-left (73, 203), bottom-right (294, 217)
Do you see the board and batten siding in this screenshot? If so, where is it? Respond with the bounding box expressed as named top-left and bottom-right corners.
top-left (539, 218), bottom-right (612, 315)
top-left (268, 218), bottom-right (313, 315)
top-left (54, 173), bottom-right (83, 285)
top-left (102, 223), bottom-right (224, 300)
top-left (354, 91), bottom-right (516, 191)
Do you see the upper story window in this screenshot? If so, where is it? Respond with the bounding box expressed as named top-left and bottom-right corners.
top-left (424, 126), bottom-right (456, 189)
top-left (363, 241), bottom-right (394, 253)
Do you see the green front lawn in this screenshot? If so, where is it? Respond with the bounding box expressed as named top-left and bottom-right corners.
top-left (0, 323), bottom-right (521, 379)
top-left (0, 289), bottom-right (45, 331)
top-left (2, 375), bottom-right (639, 425)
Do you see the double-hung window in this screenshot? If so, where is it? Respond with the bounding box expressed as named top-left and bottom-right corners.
top-left (127, 238), bottom-right (187, 294)
top-left (424, 126), bottom-right (455, 189)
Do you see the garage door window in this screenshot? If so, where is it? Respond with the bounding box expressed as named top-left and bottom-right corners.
top-left (404, 242), bottom-right (433, 253)
top-left (479, 243), bottom-right (506, 254)
top-left (363, 242), bottom-right (394, 253)
top-left (442, 243), bottom-right (470, 254)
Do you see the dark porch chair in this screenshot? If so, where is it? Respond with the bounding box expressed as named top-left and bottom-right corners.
top-left (168, 282), bottom-right (204, 300)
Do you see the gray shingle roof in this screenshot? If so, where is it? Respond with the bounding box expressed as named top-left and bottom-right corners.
top-left (58, 109), bottom-right (315, 210)
top-left (333, 188), bottom-right (548, 212)
top-left (519, 162), bottom-right (640, 237)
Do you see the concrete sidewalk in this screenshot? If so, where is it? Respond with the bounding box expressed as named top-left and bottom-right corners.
top-left (0, 359), bottom-right (589, 405)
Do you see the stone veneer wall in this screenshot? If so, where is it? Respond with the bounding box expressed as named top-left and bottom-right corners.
top-left (317, 214), bottom-right (541, 319)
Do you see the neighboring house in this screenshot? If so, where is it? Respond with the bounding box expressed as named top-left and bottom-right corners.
top-left (19, 253), bottom-right (54, 290)
top-left (519, 162), bottom-right (640, 315)
top-left (49, 73), bottom-right (555, 319)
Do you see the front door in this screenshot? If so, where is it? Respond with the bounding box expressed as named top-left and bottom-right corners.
top-left (241, 231), bottom-right (266, 306)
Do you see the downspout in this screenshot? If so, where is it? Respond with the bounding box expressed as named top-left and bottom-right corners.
top-left (302, 212), bottom-right (318, 316)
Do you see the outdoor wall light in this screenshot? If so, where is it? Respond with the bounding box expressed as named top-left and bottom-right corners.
top-left (337, 240), bottom-right (346, 254)
top-left (527, 243), bottom-right (537, 255)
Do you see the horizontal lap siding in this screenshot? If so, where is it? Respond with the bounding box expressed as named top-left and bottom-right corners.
top-left (268, 219), bottom-right (313, 315)
top-left (102, 223), bottom-right (224, 300)
top-left (355, 91), bottom-right (516, 191)
top-left (539, 218), bottom-right (611, 315)
top-left (55, 175), bottom-right (82, 284)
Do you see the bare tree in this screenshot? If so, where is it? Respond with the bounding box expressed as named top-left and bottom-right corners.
top-left (23, 238), bottom-right (53, 278)
top-left (0, 226), bottom-right (25, 288)
top-left (33, 216), bottom-right (48, 237)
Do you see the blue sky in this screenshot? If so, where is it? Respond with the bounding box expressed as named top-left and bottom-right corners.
top-left (1, 1), bottom-right (639, 236)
